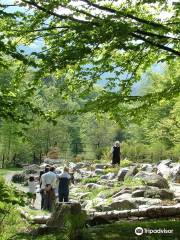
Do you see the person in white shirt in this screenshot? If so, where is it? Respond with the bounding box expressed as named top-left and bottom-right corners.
top-left (28, 176), bottom-right (37, 208)
top-left (41, 166), bottom-right (57, 211)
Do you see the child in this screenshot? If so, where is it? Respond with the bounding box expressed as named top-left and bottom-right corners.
top-left (28, 176), bottom-right (37, 208)
top-left (58, 166), bottom-right (71, 202)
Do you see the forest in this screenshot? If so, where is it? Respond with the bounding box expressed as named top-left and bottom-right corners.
top-left (0, 61), bottom-right (180, 166)
top-left (0, 0), bottom-right (180, 240)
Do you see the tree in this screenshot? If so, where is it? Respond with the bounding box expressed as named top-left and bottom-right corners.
top-left (0, 0), bottom-right (179, 123)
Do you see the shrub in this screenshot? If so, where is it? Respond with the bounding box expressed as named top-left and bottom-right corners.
top-left (81, 176), bottom-right (100, 184)
top-left (120, 159), bottom-right (132, 167)
top-left (123, 176), bottom-right (145, 188)
top-left (11, 173), bottom-right (26, 183)
top-left (64, 211), bottom-right (87, 240)
top-left (0, 176), bottom-right (26, 236)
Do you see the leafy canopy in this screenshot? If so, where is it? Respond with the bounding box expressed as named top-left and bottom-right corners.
top-left (0, 0), bottom-right (179, 122)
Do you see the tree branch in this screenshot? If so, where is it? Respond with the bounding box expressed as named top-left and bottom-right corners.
top-left (82, 0), bottom-right (169, 29)
top-left (131, 33), bottom-right (180, 56)
top-left (135, 30), bottom-right (180, 41)
top-left (22, 0), bottom-right (93, 25)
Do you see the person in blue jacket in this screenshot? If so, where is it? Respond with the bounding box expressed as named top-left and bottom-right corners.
top-left (58, 166), bottom-right (71, 202)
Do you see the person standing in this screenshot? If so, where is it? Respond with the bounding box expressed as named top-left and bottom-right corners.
top-left (39, 170), bottom-right (46, 210)
top-left (41, 166), bottom-right (57, 211)
top-left (110, 141), bottom-right (121, 166)
top-left (28, 176), bottom-right (37, 208)
top-left (58, 166), bottom-right (71, 202)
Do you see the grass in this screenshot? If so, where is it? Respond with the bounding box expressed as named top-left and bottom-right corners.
top-left (87, 219), bottom-right (180, 240)
top-left (81, 176), bottom-right (101, 184)
top-left (22, 207), bottom-right (50, 217)
top-left (0, 208), bottom-right (30, 240)
top-left (0, 167), bottom-right (22, 176)
top-left (8, 218), bottom-right (180, 240)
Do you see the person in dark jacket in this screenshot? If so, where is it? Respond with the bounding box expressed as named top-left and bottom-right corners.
top-left (58, 166), bottom-right (71, 202)
top-left (110, 141), bottom-right (121, 166)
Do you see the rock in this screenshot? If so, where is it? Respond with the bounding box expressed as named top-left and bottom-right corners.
top-left (134, 172), bottom-right (169, 189)
top-left (132, 190), bottom-right (145, 198)
top-left (95, 164), bottom-right (107, 170)
top-left (117, 168), bottom-right (129, 181)
top-left (108, 199), bottom-right (137, 210)
top-left (112, 189), bottom-right (132, 198)
top-left (158, 159), bottom-right (172, 166)
top-left (73, 163), bottom-right (84, 170)
top-left (23, 164), bottom-right (40, 174)
top-left (144, 189), bottom-right (174, 200)
top-left (134, 171), bottom-right (153, 179)
top-left (73, 172), bottom-right (82, 182)
top-left (157, 163), bottom-right (171, 179)
top-left (95, 169), bottom-right (104, 175)
top-left (171, 164), bottom-right (180, 183)
top-left (100, 173), bottom-right (116, 180)
top-left (169, 182), bottom-right (180, 198)
top-left (85, 183), bottom-right (102, 189)
top-left (12, 173), bottom-right (26, 183)
top-left (47, 202), bottom-right (85, 229)
top-left (125, 166), bottom-right (139, 178)
top-left (174, 198), bottom-right (180, 203)
top-left (113, 193), bottom-right (132, 201)
top-left (145, 174), bottom-right (169, 189)
top-left (141, 164), bottom-right (153, 173)
top-left (132, 197), bottom-right (162, 206)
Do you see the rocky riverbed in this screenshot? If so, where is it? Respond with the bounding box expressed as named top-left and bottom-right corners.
top-left (10, 159), bottom-right (180, 217)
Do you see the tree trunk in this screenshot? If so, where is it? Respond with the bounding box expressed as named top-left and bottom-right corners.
top-left (12, 153), bottom-right (16, 166)
top-left (19, 208), bottom-right (51, 224)
top-left (90, 204), bottom-right (180, 222)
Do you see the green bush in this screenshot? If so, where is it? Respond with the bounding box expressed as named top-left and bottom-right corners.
top-left (0, 177), bottom-right (26, 239)
top-left (64, 212), bottom-right (87, 240)
top-left (120, 159), bottom-right (132, 167)
top-left (81, 176), bottom-right (100, 184)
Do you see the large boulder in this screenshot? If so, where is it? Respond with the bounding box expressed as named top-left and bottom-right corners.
top-left (132, 197), bottom-right (162, 207)
top-left (157, 163), bottom-right (171, 179)
top-left (144, 188), bottom-right (174, 200)
top-left (125, 166), bottom-right (139, 178)
top-left (23, 164), bottom-right (40, 174)
top-left (145, 174), bottom-right (169, 189)
top-left (117, 168), bottom-right (129, 181)
top-left (158, 159), bottom-right (172, 166)
top-left (47, 202), bottom-right (86, 231)
top-left (108, 199), bottom-right (137, 211)
top-left (134, 172), bottom-right (169, 189)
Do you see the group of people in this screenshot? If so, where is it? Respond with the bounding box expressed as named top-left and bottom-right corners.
top-left (28, 140), bottom-right (121, 210)
top-left (28, 165), bottom-right (72, 211)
